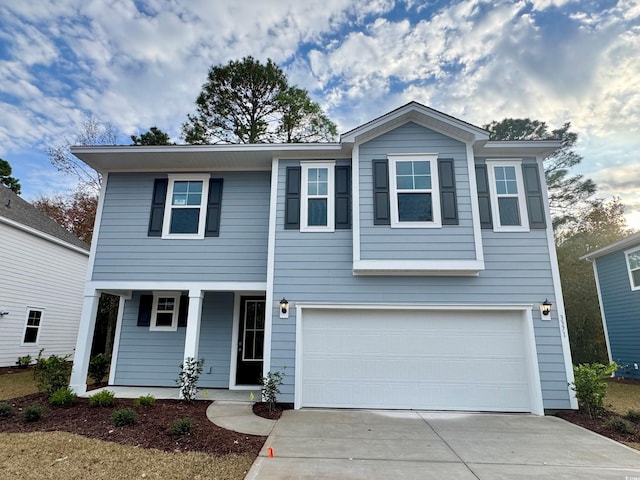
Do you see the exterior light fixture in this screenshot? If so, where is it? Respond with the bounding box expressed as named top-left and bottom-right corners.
top-left (0, 311), bottom-right (8, 316)
top-left (279, 298), bottom-right (289, 319)
top-left (540, 299), bottom-right (552, 317)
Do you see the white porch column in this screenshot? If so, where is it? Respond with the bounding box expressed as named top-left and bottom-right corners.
top-left (182, 289), bottom-right (204, 365)
top-left (69, 291), bottom-right (101, 395)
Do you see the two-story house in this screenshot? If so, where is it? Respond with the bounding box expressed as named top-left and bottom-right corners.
top-left (69, 102), bottom-right (576, 414)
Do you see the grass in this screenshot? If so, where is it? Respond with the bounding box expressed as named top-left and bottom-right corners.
top-left (605, 380), bottom-right (640, 415)
top-left (0, 432), bottom-right (254, 480)
top-left (0, 371), bottom-right (39, 400)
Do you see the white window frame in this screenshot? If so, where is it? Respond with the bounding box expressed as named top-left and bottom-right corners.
top-left (388, 154), bottom-right (441, 228)
top-left (486, 159), bottom-right (529, 232)
top-left (150, 292), bottom-right (180, 331)
top-left (162, 173), bottom-right (211, 239)
top-left (301, 161), bottom-right (335, 232)
top-left (22, 307), bottom-right (44, 345)
top-left (625, 246), bottom-right (640, 291)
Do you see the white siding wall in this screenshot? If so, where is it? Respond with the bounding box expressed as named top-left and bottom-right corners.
top-left (0, 223), bottom-right (88, 366)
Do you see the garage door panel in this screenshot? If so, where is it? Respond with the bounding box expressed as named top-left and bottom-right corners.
top-left (300, 309), bottom-right (534, 412)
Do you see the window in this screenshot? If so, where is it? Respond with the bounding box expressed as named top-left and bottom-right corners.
top-left (162, 174), bottom-right (210, 239)
top-left (150, 292), bottom-right (180, 331)
top-left (625, 247), bottom-right (640, 290)
top-left (242, 299), bottom-right (265, 361)
top-left (301, 162), bottom-right (335, 232)
top-left (23, 308), bottom-right (43, 344)
top-left (389, 154), bottom-right (441, 228)
top-left (486, 160), bottom-right (529, 232)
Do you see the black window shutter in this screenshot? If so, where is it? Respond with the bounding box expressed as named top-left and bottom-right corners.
top-left (475, 164), bottom-right (493, 229)
top-left (285, 167), bottom-right (301, 229)
top-left (177, 294), bottom-right (189, 327)
top-left (148, 179), bottom-right (168, 236)
top-left (335, 165), bottom-right (351, 229)
top-left (205, 178), bottom-right (223, 237)
top-left (137, 295), bottom-right (153, 327)
top-left (438, 158), bottom-right (458, 225)
top-left (522, 163), bottom-right (546, 229)
top-left (372, 159), bottom-right (390, 225)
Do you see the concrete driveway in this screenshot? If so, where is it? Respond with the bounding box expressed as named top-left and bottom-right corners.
top-left (246, 410), bottom-right (640, 479)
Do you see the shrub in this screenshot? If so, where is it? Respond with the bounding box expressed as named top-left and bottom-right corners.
top-left (112, 408), bottom-right (137, 427)
top-left (176, 357), bottom-right (204, 402)
top-left (88, 389), bottom-right (115, 407)
top-left (570, 362), bottom-right (618, 419)
top-left (16, 355), bottom-right (32, 368)
top-left (33, 349), bottom-right (72, 395)
top-left (134, 395), bottom-right (155, 407)
top-left (625, 409), bottom-right (640, 423)
top-left (21, 405), bottom-right (44, 422)
top-left (607, 416), bottom-right (635, 434)
top-left (171, 417), bottom-right (192, 435)
top-left (49, 387), bottom-right (77, 406)
top-left (260, 367), bottom-right (286, 413)
top-left (88, 353), bottom-right (111, 384)
top-left (0, 402), bottom-right (13, 417)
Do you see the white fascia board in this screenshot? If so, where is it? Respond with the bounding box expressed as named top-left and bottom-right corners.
top-left (0, 215), bottom-right (89, 256)
top-left (351, 144), bottom-right (361, 263)
top-left (581, 232), bottom-right (640, 261)
top-left (474, 141), bottom-right (561, 157)
top-left (85, 281), bottom-right (267, 296)
top-left (466, 141), bottom-right (484, 263)
top-left (295, 302), bottom-right (535, 311)
top-left (352, 259), bottom-right (485, 276)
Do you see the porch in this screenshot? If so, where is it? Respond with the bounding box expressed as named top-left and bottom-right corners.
top-left (83, 385), bottom-right (260, 401)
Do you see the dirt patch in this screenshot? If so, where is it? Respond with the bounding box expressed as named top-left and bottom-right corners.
top-left (556, 408), bottom-right (640, 448)
top-left (1, 393), bottom-right (265, 456)
top-left (252, 402), bottom-right (293, 420)
top-left (0, 366), bottom-right (33, 375)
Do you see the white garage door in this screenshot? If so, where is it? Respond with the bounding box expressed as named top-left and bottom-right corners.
top-left (299, 308), bottom-right (536, 412)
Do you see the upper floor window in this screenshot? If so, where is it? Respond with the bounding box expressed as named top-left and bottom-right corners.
top-left (486, 160), bottom-right (529, 232)
top-left (625, 247), bottom-right (640, 290)
top-left (388, 154), bottom-right (441, 228)
top-left (23, 308), bottom-right (43, 344)
top-left (150, 292), bottom-right (180, 331)
top-left (162, 174), bottom-right (211, 239)
top-left (301, 162), bottom-right (335, 232)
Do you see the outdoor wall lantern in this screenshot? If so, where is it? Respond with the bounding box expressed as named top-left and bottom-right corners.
top-left (279, 298), bottom-right (289, 319)
top-left (0, 311), bottom-right (9, 317)
top-left (540, 299), bottom-right (552, 317)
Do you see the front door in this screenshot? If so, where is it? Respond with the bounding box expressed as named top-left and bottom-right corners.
top-left (236, 296), bottom-right (265, 385)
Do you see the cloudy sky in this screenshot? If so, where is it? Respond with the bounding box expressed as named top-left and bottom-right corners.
top-left (1, 0), bottom-right (639, 227)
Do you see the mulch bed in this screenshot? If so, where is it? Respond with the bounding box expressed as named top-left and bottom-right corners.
top-left (556, 408), bottom-right (640, 445)
top-left (0, 393), bottom-right (266, 456)
top-left (252, 402), bottom-right (293, 420)
top-left (0, 366), bottom-right (33, 375)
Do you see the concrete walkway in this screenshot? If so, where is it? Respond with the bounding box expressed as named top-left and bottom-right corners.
top-left (246, 410), bottom-right (640, 479)
top-left (206, 402), bottom-right (276, 436)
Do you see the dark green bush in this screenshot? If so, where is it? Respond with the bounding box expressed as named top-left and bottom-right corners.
top-left (625, 409), bottom-right (640, 423)
top-left (134, 395), bottom-right (155, 407)
top-left (88, 389), bottom-right (115, 407)
top-left (21, 405), bottom-right (44, 422)
top-left (570, 362), bottom-right (618, 419)
top-left (0, 402), bottom-right (13, 417)
top-left (260, 368), bottom-right (285, 413)
top-left (88, 353), bottom-right (111, 384)
top-left (33, 349), bottom-right (72, 395)
top-left (607, 416), bottom-right (634, 434)
top-left (171, 417), bottom-right (192, 435)
top-left (112, 408), bottom-right (137, 427)
top-left (49, 387), bottom-right (77, 406)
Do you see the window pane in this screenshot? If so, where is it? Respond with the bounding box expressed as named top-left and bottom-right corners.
top-left (308, 168), bottom-right (318, 181)
top-left (308, 182), bottom-right (317, 195)
top-left (633, 269), bottom-right (640, 288)
top-left (398, 193), bottom-right (432, 222)
top-left (317, 182), bottom-right (328, 195)
top-left (27, 310), bottom-right (41, 326)
top-left (244, 331), bottom-right (255, 360)
top-left (396, 162), bottom-right (412, 175)
top-left (156, 312), bottom-right (173, 327)
top-left (628, 251), bottom-right (640, 270)
top-left (396, 175), bottom-right (413, 189)
top-left (413, 161), bottom-right (430, 175)
top-left (157, 297), bottom-right (175, 311)
top-left (170, 208), bottom-right (199, 234)
top-left (173, 181), bottom-right (188, 193)
top-left (246, 302), bottom-right (256, 329)
top-left (172, 194), bottom-right (188, 205)
top-left (256, 302), bottom-right (265, 329)
top-left (186, 193), bottom-right (201, 205)
top-left (255, 331), bottom-right (264, 360)
top-left (317, 168), bottom-right (327, 181)
top-left (498, 197), bottom-right (521, 226)
top-left (308, 198), bottom-right (327, 226)
top-left (23, 327), bottom-right (38, 343)
top-left (414, 175), bottom-right (431, 189)
top-left (504, 167), bottom-right (516, 180)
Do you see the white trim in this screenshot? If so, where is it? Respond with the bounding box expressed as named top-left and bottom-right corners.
top-left (149, 291), bottom-right (180, 331)
top-left (352, 144), bottom-right (361, 263)
top-left (229, 293), bottom-right (242, 388)
top-left (624, 246), bottom-right (640, 291)
top-left (486, 159), bottom-right (529, 232)
top-left (0, 216), bottom-right (89, 256)
top-left (162, 173), bottom-right (211, 239)
top-left (182, 289), bottom-right (204, 372)
top-left (591, 261), bottom-right (613, 363)
top-left (72, 142), bottom-right (344, 155)
top-left (69, 292), bottom-right (101, 395)
top-left (294, 302), bottom-right (543, 415)
top-left (581, 231), bottom-right (640, 261)
top-left (108, 295), bottom-right (126, 385)
top-left (21, 307), bottom-right (45, 346)
top-left (353, 259), bottom-right (484, 276)
top-left (85, 281), bottom-right (267, 295)
top-left (300, 161), bottom-right (335, 232)
top-left (537, 157), bottom-right (577, 409)
top-left (466, 142), bottom-right (485, 263)
top-left (388, 154), bottom-right (441, 228)
top-left (85, 172), bottom-right (108, 283)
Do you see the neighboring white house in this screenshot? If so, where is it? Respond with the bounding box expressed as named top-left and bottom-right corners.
top-left (0, 184), bottom-right (89, 367)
